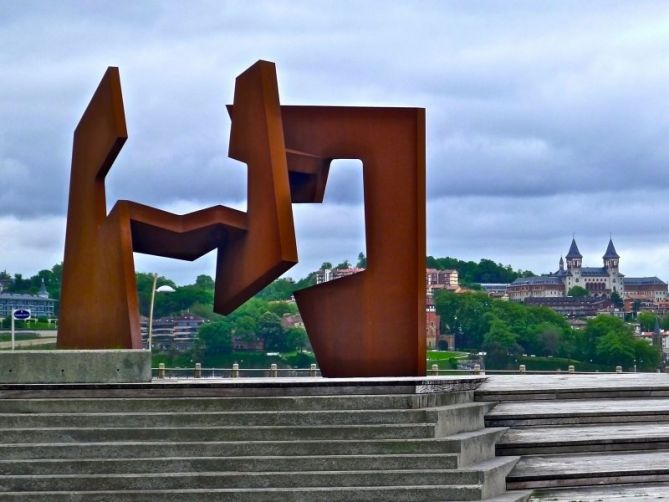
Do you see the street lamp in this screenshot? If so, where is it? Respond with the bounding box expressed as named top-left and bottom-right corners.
top-left (148, 274), bottom-right (176, 351)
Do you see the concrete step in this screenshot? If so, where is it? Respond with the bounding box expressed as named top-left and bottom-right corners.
top-left (497, 422), bottom-right (669, 455)
top-left (528, 482), bottom-right (669, 501)
top-left (0, 485), bottom-right (486, 501)
top-left (0, 376), bottom-right (485, 400)
top-left (483, 493), bottom-right (533, 502)
top-left (0, 453), bottom-right (460, 475)
top-left (434, 403), bottom-right (494, 436)
top-left (0, 379), bottom-right (524, 501)
top-left (486, 398), bottom-right (669, 427)
top-left (0, 434), bottom-right (498, 460)
top-left (475, 374), bottom-right (669, 403)
top-left (0, 458), bottom-right (517, 491)
top-left (0, 392), bottom-right (475, 413)
top-left (0, 409), bottom-right (432, 427)
top-left (447, 428), bottom-right (509, 467)
top-left (507, 450), bottom-right (669, 490)
top-left (0, 423), bottom-right (437, 443)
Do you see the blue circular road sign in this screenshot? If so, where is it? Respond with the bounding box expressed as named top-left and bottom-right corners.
top-left (13, 309), bottom-right (31, 320)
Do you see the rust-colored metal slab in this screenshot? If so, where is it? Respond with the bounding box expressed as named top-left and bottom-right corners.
top-left (281, 106), bottom-right (426, 377)
top-left (59, 62), bottom-right (297, 349)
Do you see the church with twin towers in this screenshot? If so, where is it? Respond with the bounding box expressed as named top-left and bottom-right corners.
top-left (508, 238), bottom-right (668, 303)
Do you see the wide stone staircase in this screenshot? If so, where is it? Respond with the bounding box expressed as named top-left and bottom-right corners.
top-left (478, 374), bottom-right (669, 501)
top-left (0, 380), bottom-right (530, 501)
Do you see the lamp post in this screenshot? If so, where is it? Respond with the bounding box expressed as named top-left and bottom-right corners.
top-left (147, 274), bottom-right (176, 351)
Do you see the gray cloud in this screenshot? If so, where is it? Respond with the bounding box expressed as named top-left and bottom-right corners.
top-left (1, 1), bottom-right (669, 283)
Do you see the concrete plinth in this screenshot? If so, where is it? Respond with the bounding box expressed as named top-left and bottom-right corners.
top-left (0, 350), bottom-right (151, 384)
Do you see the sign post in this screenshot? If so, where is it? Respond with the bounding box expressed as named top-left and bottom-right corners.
top-left (11, 309), bottom-right (31, 351)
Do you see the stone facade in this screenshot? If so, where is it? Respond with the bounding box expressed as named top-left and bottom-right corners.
top-left (508, 238), bottom-right (667, 303)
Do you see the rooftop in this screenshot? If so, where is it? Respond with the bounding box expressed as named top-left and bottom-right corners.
top-left (624, 276), bottom-right (667, 286)
top-left (512, 276), bottom-right (563, 286)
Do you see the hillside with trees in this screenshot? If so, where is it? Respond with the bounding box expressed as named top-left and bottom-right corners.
top-left (426, 256), bottom-right (534, 287)
top-left (4, 253), bottom-right (664, 372)
top-left (435, 290), bottom-right (661, 371)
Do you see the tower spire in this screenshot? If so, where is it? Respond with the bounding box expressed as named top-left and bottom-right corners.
top-left (565, 237), bottom-right (582, 259)
top-left (603, 237), bottom-right (619, 260)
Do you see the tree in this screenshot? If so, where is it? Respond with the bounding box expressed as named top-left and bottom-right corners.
top-left (256, 278), bottom-right (296, 301)
top-left (434, 291), bottom-right (493, 349)
top-left (662, 314), bottom-right (669, 331)
top-left (585, 315), bottom-right (635, 366)
top-left (610, 291), bottom-right (624, 309)
top-left (567, 286), bottom-right (588, 297)
top-left (635, 339), bottom-right (661, 371)
top-left (567, 285), bottom-right (587, 298)
top-left (535, 323), bottom-right (562, 356)
top-left (294, 272), bottom-right (317, 291)
top-left (356, 252), bottom-right (367, 268)
top-left (334, 260), bottom-right (351, 270)
top-left (195, 275), bottom-right (214, 290)
top-left (257, 311), bottom-right (285, 351)
top-left (483, 317), bottom-right (521, 367)
top-left (319, 262), bottom-right (332, 270)
top-left (596, 331), bottom-right (635, 368)
top-left (196, 321), bottom-right (233, 362)
top-left (637, 312), bottom-right (657, 332)
top-left (426, 256), bottom-right (535, 285)
top-left (267, 301), bottom-right (296, 317)
top-left (285, 327), bottom-right (309, 352)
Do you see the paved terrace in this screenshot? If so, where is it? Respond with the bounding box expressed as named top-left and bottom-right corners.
top-left (478, 372), bottom-right (669, 392)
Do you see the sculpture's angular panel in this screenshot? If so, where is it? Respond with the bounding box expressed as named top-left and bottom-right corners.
top-left (281, 107), bottom-right (426, 377)
top-left (58, 60), bottom-right (425, 377)
top-left (59, 62), bottom-right (296, 349)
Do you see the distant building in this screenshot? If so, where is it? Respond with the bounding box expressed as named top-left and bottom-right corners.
top-left (426, 305), bottom-right (440, 349)
top-left (479, 283), bottom-right (510, 298)
top-left (508, 238), bottom-right (667, 306)
top-left (281, 313), bottom-right (304, 330)
top-left (508, 276), bottom-right (565, 301)
top-left (523, 296), bottom-right (611, 318)
top-left (142, 314), bottom-right (206, 352)
top-left (231, 335), bottom-right (264, 352)
top-left (623, 277), bottom-right (668, 303)
top-left (0, 281), bottom-right (56, 319)
top-left (315, 267), bottom-right (365, 284)
top-left (426, 268), bottom-right (459, 292)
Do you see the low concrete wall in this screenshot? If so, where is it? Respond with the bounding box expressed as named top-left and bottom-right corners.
top-left (0, 350), bottom-right (151, 384)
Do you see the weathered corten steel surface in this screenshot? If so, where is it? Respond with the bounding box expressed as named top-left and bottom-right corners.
top-left (59, 62), bottom-right (297, 349)
top-left (58, 60), bottom-right (426, 378)
top-left (282, 107), bottom-right (426, 377)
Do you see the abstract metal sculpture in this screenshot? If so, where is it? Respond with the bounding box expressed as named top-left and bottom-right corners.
top-left (59, 60), bottom-right (425, 377)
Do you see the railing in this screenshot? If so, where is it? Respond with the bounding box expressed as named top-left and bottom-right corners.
top-left (153, 362), bottom-right (321, 379)
top-left (151, 362), bottom-right (667, 379)
top-left (427, 363), bottom-right (669, 375)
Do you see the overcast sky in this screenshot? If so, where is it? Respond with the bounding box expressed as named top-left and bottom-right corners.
top-left (2, 1), bottom-right (669, 285)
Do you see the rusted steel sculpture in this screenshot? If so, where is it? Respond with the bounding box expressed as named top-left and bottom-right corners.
top-left (59, 63), bottom-right (297, 349)
top-left (59, 60), bottom-right (425, 377)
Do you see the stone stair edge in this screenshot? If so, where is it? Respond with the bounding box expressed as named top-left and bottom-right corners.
top-left (0, 485), bottom-right (486, 502)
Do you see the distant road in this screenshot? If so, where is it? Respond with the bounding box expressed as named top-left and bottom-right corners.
top-left (0, 330), bottom-right (57, 335)
top-left (0, 337), bottom-right (56, 349)
top-left (0, 331), bottom-right (57, 349)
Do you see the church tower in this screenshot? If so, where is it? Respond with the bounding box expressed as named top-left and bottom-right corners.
top-left (603, 238), bottom-right (623, 294)
top-left (565, 238), bottom-right (583, 293)
top-left (603, 238), bottom-right (619, 271)
top-left (565, 238), bottom-right (582, 270)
